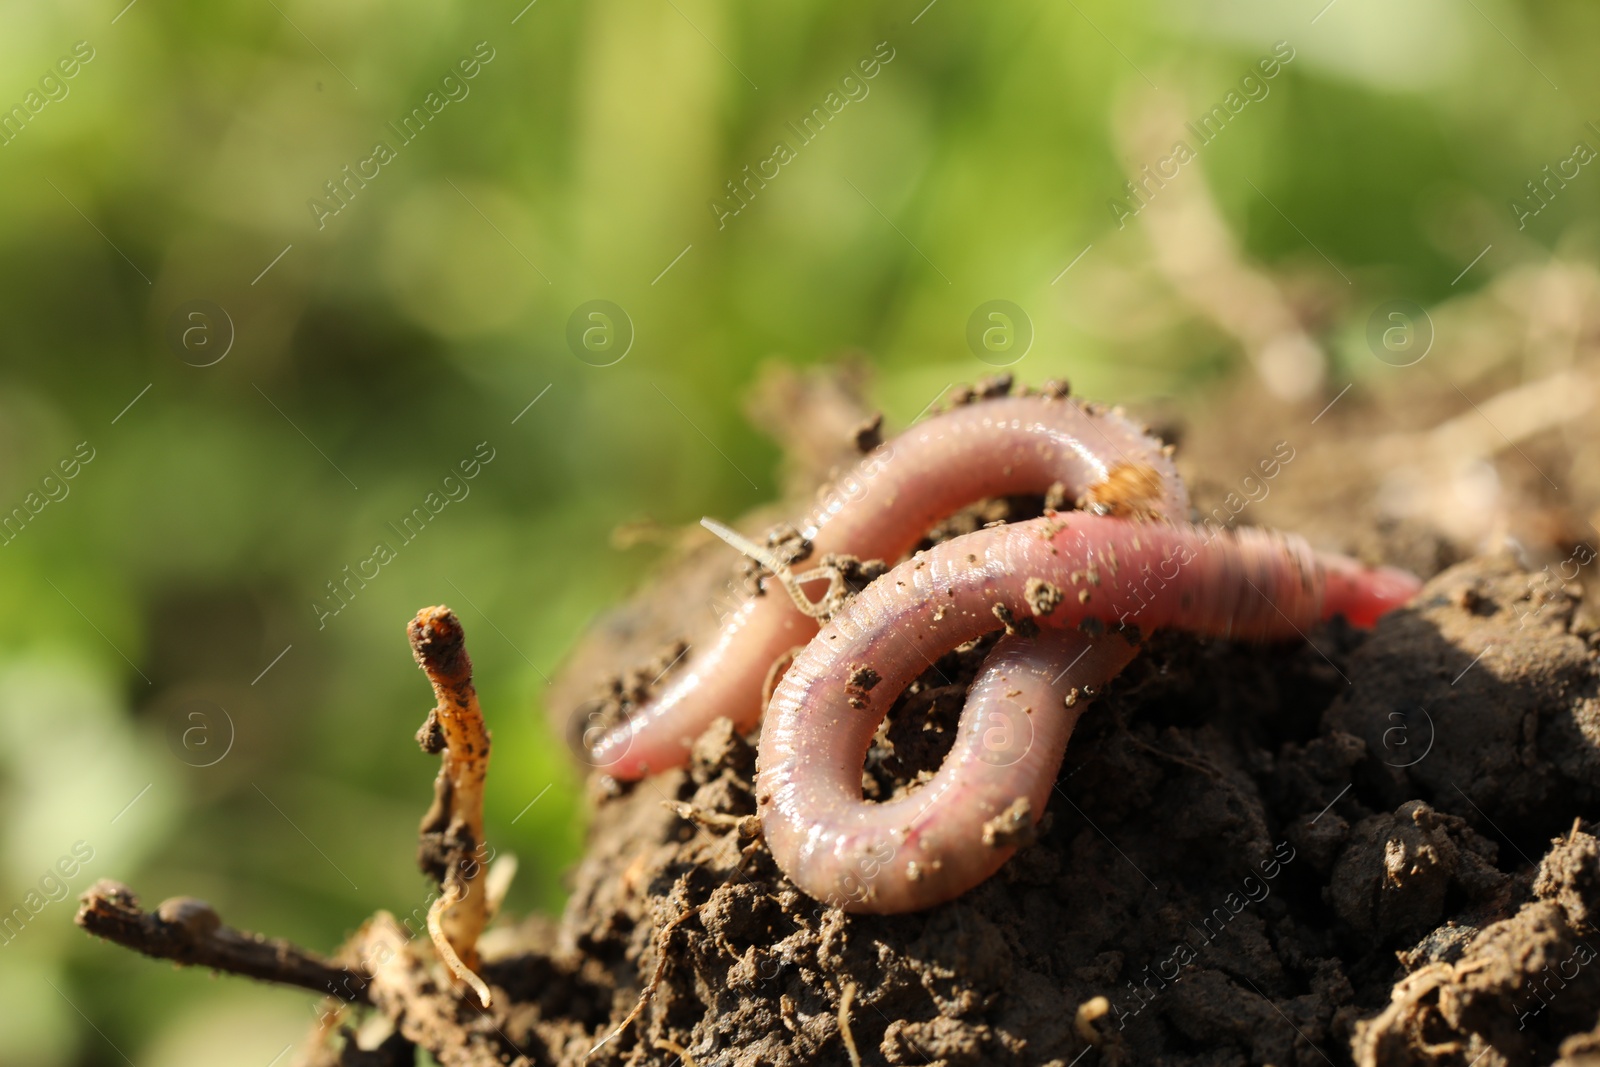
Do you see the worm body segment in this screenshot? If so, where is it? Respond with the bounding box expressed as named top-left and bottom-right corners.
top-left (755, 515), bottom-right (1420, 913)
top-left (588, 395), bottom-right (1187, 778)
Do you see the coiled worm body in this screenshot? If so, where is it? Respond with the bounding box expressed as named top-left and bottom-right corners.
top-left (755, 514), bottom-right (1421, 913)
top-left (588, 393), bottom-right (1188, 778)
top-left (579, 386), bottom-right (1421, 912)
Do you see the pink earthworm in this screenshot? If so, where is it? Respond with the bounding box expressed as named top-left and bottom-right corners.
top-left (755, 513), bottom-right (1421, 913)
top-left (588, 392), bottom-right (1189, 778)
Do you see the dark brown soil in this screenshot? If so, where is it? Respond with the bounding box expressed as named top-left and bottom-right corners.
top-left (526, 550), bottom-right (1596, 1067)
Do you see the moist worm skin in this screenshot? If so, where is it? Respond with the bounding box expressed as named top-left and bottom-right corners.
top-left (588, 395), bottom-right (1188, 779)
top-left (755, 514), bottom-right (1421, 914)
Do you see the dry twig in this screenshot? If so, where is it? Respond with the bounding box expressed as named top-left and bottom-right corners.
top-left (74, 879), bottom-right (370, 1002)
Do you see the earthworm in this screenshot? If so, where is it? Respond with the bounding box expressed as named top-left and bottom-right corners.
top-left (587, 390), bottom-right (1188, 778)
top-left (755, 513), bottom-right (1421, 913)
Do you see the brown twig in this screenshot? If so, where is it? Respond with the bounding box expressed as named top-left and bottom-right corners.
top-left (410, 605), bottom-right (494, 1007)
top-left (74, 879), bottom-right (370, 1002)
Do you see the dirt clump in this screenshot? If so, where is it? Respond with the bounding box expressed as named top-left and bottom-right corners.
top-left (542, 546), bottom-right (1597, 1067)
top-left (1351, 829), bottom-right (1600, 1067)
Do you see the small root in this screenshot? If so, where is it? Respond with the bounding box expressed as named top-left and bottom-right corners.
top-left (787, 566), bottom-right (848, 618)
top-left (1122, 728), bottom-right (1224, 781)
top-left (1075, 995), bottom-right (1111, 1044)
top-left (484, 854), bottom-right (518, 920)
top-left (701, 517), bottom-right (840, 619)
top-left (839, 981), bottom-right (862, 1067)
top-left (662, 800), bottom-right (760, 837)
top-left (583, 885), bottom-right (704, 1064)
top-left (427, 886), bottom-right (492, 1009)
top-left (585, 844), bottom-right (763, 1064)
top-left (654, 1038), bottom-right (698, 1067)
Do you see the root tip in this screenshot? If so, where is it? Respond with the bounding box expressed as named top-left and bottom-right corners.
top-left (409, 606), bottom-right (469, 677)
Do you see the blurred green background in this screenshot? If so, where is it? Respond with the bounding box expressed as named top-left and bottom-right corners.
top-left (0, 0), bottom-right (1596, 1062)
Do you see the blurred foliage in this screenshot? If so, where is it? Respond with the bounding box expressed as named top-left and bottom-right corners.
top-left (0, 0), bottom-right (1597, 1062)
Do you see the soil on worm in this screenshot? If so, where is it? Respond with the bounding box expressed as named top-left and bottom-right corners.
top-left (321, 364), bottom-right (1600, 1067)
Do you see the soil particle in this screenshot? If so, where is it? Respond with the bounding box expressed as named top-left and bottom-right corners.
top-left (690, 717), bottom-right (758, 786)
top-left (1287, 807), bottom-right (1351, 875)
top-left (1024, 577), bottom-right (1064, 617)
top-left (881, 1015), bottom-right (994, 1065)
top-left (765, 524), bottom-right (814, 568)
top-left (416, 709), bottom-right (445, 755)
top-left (852, 413), bottom-right (884, 454)
top-left (991, 602), bottom-right (1040, 638)
top-left (1350, 831), bottom-right (1600, 1066)
top-left (981, 798), bottom-right (1036, 848)
top-left (1044, 481), bottom-right (1072, 513)
top-left (1535, 825), bottom-right (1600, 931)
top-left (1080, 462), bottom-right (1170, 521)
top-left (843, 663), bottom-right (882, 711)
top-left (1557, 1026), bottom-right (1600, 1066)
top-left (948, 374), bottom-right (1015, 407)
top-left (1327, 800), bottom-right (1509, 942)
